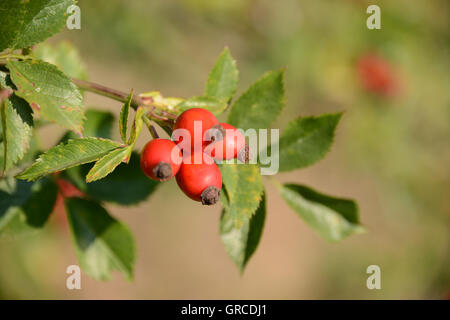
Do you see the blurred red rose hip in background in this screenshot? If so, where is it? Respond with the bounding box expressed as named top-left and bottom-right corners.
top-left (357, 53), bottom-right (400, 96)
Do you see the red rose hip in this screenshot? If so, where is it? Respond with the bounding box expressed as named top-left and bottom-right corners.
top-left (205, 123), bottom-right (246, 161)
top-left (173, 108), bottom-right (218, 152)
top-left (176, 153), bottom-right (222, 205)
top-left (140, 138), bottom-right (182, 181)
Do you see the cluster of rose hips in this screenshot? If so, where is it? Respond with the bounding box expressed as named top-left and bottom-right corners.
top-left (140, 108), bottom-right (247, 205)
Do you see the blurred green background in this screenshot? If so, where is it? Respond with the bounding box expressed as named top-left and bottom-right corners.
top-left (1, 0), bottom-right (449, 299)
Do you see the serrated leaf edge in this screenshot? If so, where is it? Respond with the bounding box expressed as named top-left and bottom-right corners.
top-left (6, 59), bottom-right (85, 135)
top-left (16, 137), bottom-right (122, 181)
top-left (278, 112), bottom-right (343, 172)
top-left (86, 146), bottom-right (131, 183)
top-left (228, 68), bottom-right (286, 129)
top-left (205, 47), bottom-right (239, 104)
top-left (119, 90), bottom-right (133, 143)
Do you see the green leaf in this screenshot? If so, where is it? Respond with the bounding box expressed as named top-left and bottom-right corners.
top-left (7, 59), bottom-right (84, 134)
top-left (279, 184), bottom-right (365, 242)
top-left (34, 41), bottom-right (89, 80)
top-left (127, 106), bottom-right (146, 146)
top-left (0, 70), bottom-right (14, 90)
top-left (63, 152), bottom-right (158, 205)
top-left (0, 125), bottom-right (40, 170)
top-left (220, 192), bottom-right (266, 272)
top-left (0, 0), bottom-right (75, 51)
top-left (82, 110), bottom-right (114, 138)
top-left (140, 91), bottom-right (183, 112)
top-left (0, 177), bottom-right (57, 237)
top-left (0, 207), bottom-right (32, 238)
top-left (274, 113), bottom-right (342, 172)
top-left (65, 197), bottom-right (135, 281)
top-left (206, 47), bottom-right (238, 103)
top-left (227, 69), bottom-right (285, 130)
top-left (19, 133), bottom-right (41, 164)
top-left (175, 96), bottom-right (227, 115)
top-left (86, 146), bottom-right (131, 183)
top-left (16, 137), bottom-right (122, 181)
top-left (219, 164), bottom-right (264, 228)
top-left (0, 178), bottom-right (32, 237)
top-left (21, 177), bottom-right (58, 227)
top-left (1, 95), bottom-right (33, 171)
top-left (119, 90), bottom-right (133, 143)
top-left (0, 178), bottom-right (33, 223)
top-left (61, 109), bottom-right (115, 142)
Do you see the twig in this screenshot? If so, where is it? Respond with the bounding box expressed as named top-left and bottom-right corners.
top-left (142, 115), bottom-right (160, 139)
top-left (160, 110), bottom-right (177, 120)
top-left (149, 124), bottom-right (160, 139)
top-left (72, 78), bottom-right (139, 106)
top-left (0, 54), bottom-right (178, 124)
top-left (71, 78), bottom-right (176, 123)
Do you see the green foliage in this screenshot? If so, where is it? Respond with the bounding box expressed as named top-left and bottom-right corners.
top-left (86, 146), bottom-right (131, 183)
top-left (16, 137), bottom-right (122, 181)
top-left (274, 113), bottom-right (342, 172)
top-left (34, 42), bottom-right (89, 80)
top-left (220, 192), bottom-right (266, 272)
top-left (206, 47), bottom-right (239, 103)
top-left (0, 0), bottom-right (74, 51)
top-left (0, 177), bottom-right (57, 238)
top-left (0, 70), bottom-right (13, 90)
top-left (0, 178), bottom-right (32, 237)
top-left (0, 0), bottom-right (359, 282)
top-left (14, 133), bottom-right (41, 168)
top-left (119, 90), bottom-right (133, 143)
top-left (127, 106), bottom-right (146, 146)
top-left (21, 177), bottom-right (58, 228)
top-left (228, 69), bottom-right (285, 130)
top-left (175, 96), bottom-right (227, 115)
top-left (65, 197), bottom-right (136, 281)
top-left (56, 108), bottom-right (151, 199)
top-left (7, 60), bottom-right (84, 134)
top-left (81, 109), bottom-right (115, 139)
top-left (60, 109), bottom-right (115, 144)
top-left (63, 152), bottom-right (158, 205)
top-left (1, 95), bottom-right (33, 171)
top-left (220, 164), bottom-right (264, 228)
top-left (279, 184), bottom-right (364, 242)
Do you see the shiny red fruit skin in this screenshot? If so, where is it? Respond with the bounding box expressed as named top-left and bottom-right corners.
top-left (140, 138), bottom-right (182, 181)
top-left (173, 108), bottom-right (218, 151)
top-left (207, 123), bottom-right (246, 160)
top-left (176, 153), bottom-right (222, 201)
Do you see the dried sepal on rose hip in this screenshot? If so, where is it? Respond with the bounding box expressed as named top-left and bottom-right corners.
top-left (175, 152), bottom-right (222, 205)
top-left (204, 122), bottom-right (248, 162)
top-left (140, 138), bottom-right (182, 181)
